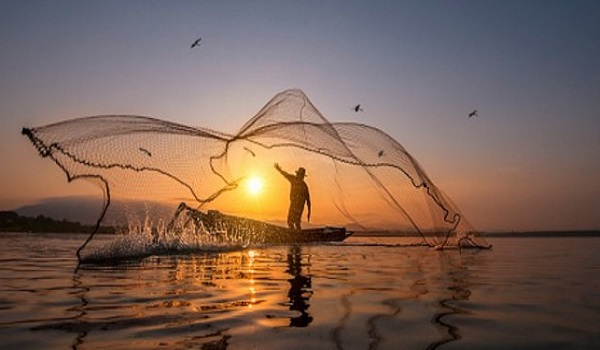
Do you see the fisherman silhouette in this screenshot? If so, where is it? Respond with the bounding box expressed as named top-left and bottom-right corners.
top-left (274, 163), bottom-right (311, 231)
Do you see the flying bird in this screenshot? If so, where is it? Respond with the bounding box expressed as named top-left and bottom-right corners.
top-left (139, 147), bottom-right (152, 157)
top-left (191, 37), bottom-right (202, 48)
top-left (468, 110), bottom-right (478, 118)
top-left (353, 104), bottom-right (363, 113)
top-left (243, 147), bottom-right (256, 157)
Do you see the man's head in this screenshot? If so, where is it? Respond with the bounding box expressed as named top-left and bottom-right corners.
top-left (295, 167), bottom-right (306, 178)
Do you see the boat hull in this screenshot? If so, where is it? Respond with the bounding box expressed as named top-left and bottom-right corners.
top-left (171, 204), bottom-right (351, 244)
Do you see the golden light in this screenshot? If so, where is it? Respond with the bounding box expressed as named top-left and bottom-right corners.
top-left (246, 176), bottom-right (263, 196)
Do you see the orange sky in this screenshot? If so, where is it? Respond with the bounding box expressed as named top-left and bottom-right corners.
top-left (1, 1), bottom-right (598, 231)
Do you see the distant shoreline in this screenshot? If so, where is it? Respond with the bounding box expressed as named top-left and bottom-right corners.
top-left (0, 211), bottom-right (115, 234)
top-left (3, 231), bottom-right (598, 238)
top-left (353, 230), bottom-right (600, 238)
top-left (479, 230), bottom-right (600, 238)
top-left (2, 211), bottom-right (598, 238)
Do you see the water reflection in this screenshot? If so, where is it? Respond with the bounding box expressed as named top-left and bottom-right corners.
top-left (285, 245), bottom-right (313, 327)
top-left (323, 245), bottom-right (487, 350)
top-left (71, 272), bottom-right (89, 349)
top-left (427, 250), bottom-right (489, 349)
top-left (20, 239), bottom-right (490, 349)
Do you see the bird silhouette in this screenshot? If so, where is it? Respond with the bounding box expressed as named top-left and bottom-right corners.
top-left (378, 150), bottom-right (384, 157)
top-left (191, 37), bottom-right (202, 48)
top-left (468, 110), bottom-right (478, 118)
top-left (139, 147), bottom-right (152, 157)
top-left (353, 104), bottom-right (363, 113)
top-left (243, 147), bottom-right (256, 157)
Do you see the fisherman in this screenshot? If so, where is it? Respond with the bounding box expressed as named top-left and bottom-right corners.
top-left (274, 163), bottom-right (311, 231)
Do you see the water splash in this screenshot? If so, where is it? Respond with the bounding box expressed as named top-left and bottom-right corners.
top-left (80, 214), bottom-right (248, 265)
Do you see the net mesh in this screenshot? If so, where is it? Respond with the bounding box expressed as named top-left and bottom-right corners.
top-left (22, 89), bottom-right (489, 261)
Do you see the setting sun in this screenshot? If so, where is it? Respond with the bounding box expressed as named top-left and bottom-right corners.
top-left (246, 176), bottom-right (263, 196)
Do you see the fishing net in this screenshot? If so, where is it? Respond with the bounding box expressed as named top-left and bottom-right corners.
top-left (22, 89), bottom-right (490, 262)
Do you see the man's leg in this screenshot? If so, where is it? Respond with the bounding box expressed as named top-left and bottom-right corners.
top-left (291, 210), bottom-right (302, 231)
top-left (287, 210), bottom-right (295, 230)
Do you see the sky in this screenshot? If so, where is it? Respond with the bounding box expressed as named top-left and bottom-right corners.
top-left (0, 0), bottom-right (598, 232)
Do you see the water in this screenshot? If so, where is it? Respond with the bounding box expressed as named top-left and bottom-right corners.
top-left (0, 232), bottom-right (598, 349)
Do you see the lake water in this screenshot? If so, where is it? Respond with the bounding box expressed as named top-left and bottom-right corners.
top-left (0, 232), bottom-right (598, 349)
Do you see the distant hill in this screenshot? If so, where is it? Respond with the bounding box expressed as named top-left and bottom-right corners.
top-left (14, 196), bottom-right (176, 225)
top-left (15, 196), bottom-right (104, 224)
top-left (0, 211), bottom-right (114, 233)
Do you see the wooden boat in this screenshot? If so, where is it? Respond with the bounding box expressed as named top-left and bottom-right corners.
top-left (170, 203), bottom-right (352, 244)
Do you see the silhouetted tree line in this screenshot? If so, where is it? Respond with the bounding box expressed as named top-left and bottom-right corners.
top-left (0, 211), bottom-right (114, 233)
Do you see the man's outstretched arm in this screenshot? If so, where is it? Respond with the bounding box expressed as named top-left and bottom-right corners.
top-left (274, 163), bottom-right (294, 181)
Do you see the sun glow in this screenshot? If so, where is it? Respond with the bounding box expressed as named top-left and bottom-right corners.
top-left (246, 176), bottom-right (263, 196)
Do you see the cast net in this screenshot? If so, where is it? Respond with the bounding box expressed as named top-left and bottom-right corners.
top-left (22, 89), bottom-right (490, 262)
